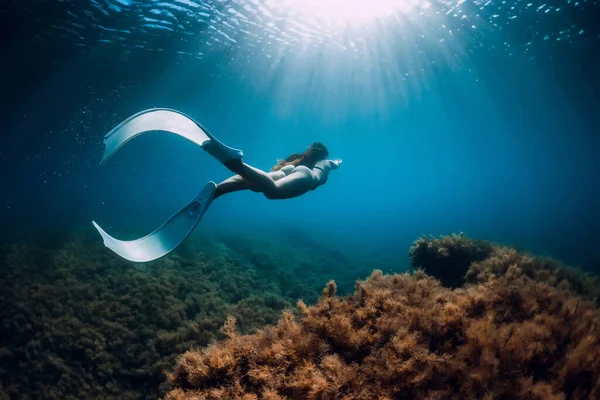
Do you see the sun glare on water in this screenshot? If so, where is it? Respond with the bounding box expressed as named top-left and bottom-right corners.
top-left (265, 0), bottom-right (423, 26)
top-left (245, 0), bottom-right (450, 122)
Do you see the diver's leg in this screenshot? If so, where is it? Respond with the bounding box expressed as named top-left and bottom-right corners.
top-left (218, 160), bottom-right (315, 200)
top-left (214, 170), bottom-right (287, 199)
top-left (213, 175), bottom-right (250, 199)
top-left (222, 159), bottom-right (278, 194)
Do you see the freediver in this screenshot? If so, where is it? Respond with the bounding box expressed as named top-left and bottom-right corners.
top-left (209, 141), bottom-right (342, 201)
top-left (92, 109), bottom-right (342, 262)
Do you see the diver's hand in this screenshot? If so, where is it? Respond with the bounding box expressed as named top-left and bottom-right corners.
top-left (314, 159), bottom-right (341, 174)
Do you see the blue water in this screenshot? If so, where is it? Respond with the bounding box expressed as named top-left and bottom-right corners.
top-left (1, 0), bottom-right (598, 270)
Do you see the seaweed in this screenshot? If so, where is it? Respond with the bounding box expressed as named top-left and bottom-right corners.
top-left (0, 227), bottom-right (374, 399)
top-left (2, 231), bottom-right (598, 399)
top-left (167, 236), bottom-right (600, 399)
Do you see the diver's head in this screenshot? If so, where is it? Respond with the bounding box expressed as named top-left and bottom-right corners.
top-left (272, 142), bottom-right (330, 171)
top-left (304, 142), bottom-right (329, 163)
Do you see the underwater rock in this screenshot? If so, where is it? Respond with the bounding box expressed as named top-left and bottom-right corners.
top-left (409, 233), bottom-right (493, 288)
top-left (167, 237), bottom-right (600, 399)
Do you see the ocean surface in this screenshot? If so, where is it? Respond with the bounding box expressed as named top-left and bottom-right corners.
top-left (0, 0), bottom-right (599, 398)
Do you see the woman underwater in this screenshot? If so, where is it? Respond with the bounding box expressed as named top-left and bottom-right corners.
top-left (213, 141), bottom-right (342, 201)
top-left (92, 108), bottom-right (342, 262)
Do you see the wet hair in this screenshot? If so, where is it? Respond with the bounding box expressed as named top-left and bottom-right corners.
top-left (271, 142), bottom-right (329, 171)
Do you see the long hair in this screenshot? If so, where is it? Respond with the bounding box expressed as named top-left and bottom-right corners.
top-left (271, 142), bottom-right (329, 171)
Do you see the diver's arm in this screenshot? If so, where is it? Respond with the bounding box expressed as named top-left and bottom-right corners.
top-left (312, 159), bottom-right (342, 188)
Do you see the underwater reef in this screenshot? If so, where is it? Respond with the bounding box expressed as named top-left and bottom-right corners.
top-left (166, 235), bottom-right (600, 399)
top-left (0, 228), bottom-right (374, 399)
top-left (1, 231), bottom-right (598, 399)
